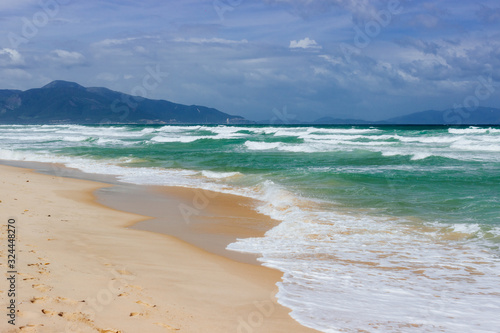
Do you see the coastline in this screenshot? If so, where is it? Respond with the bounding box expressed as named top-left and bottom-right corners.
top-left (0, 163), bottom-right (318, 333)
top-left (98, 184), bottom-right (281, 265)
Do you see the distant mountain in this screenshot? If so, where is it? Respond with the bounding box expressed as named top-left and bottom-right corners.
top-left (0, 80), bottom-right (251, 124)
top-left (2, 81), bottom-right (498, 125)
top-left (311, 107), bottom-right (500, 125)
top-left (382, 107), bottom-right (500, 125)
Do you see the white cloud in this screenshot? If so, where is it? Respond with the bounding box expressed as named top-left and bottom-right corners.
top-left (49, 50), bottom-right (86, 66)
top-left (319, 54), bottom-right (343, 65)
top-left (289, 37), bottom-right (322, 50)
top-left (93, 36), bottom-right (160, 48)
top-left (0, 48), bottom-right (24, 66)
top-left (312, 66), bottom-right (330, 75)
top-left (94, 37), bottom-right (140, 48)
top-left (134, 46), bottom-right (148, 54)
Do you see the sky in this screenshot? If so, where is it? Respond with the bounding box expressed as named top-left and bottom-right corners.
top-left (0, 0), bottom-right (499, 121)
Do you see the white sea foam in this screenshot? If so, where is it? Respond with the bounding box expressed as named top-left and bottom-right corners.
top-left (201, 170), bottom-right (242, 179)
top-left (228, 184), bottom-right (500, 333)
top-left (451, 139), bottom-right (500, 152)
top-left (305, 127), bottom-right (382, 134)
top-left (449, 127), bottom-right (500, 134)
top-left (151, 135), bottom-right (203, 143)
top-left (397, 135), bottom-right (461, 144)
top-left (1, 134), bottom-right (62, 142)
top-left (152, 126), bottom-right (250, 142)
top-left (244, 141), bottom-right (281, 150)
top-left (299, 133), bottom-right (365, 140)
top-left (450, 223), bottom-right (482, 235)
top-left (62, 136), bottom-right (91, 142)
top-left (140, 127), bottom-right (156, 134)
top-left (410, 152), bottom-right (433, 160)
top-left (96, 138), bottom-right (132, 145)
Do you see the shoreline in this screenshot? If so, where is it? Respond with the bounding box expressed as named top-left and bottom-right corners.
top-left (98, 184), bottom-right (280, 265)
top-left (0, 162), bottom-right (318, 332)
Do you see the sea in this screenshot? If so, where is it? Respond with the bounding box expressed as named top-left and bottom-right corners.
top-left (1, 124), bottom-right (499, 333)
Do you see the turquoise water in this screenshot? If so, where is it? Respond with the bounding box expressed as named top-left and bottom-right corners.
top-left (1, 124), bottom-right (499, 332)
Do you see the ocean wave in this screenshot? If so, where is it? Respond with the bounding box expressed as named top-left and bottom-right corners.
top-left (244, 141), bottom-right (282, 150)
top-left (450, 138), bottom-right (500, 152)
top-left (410, 152), bottom-right (433, 160)
top-left (228, 189), bottom-right (500, 333)
top-left (150, 135), bottom-right (204, 143)
top-left (201, 170), bottom-right (243, 179)
top-left (448, 127), bottom-right (500, 134)
top-left (95, 138), bottom-right (135, 145)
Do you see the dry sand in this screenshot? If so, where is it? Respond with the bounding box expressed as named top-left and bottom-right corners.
top-left (0, 164), bottom-right (318, 333)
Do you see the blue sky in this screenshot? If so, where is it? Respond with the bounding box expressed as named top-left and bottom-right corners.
top-left (0, 0), bottom-right (499, 121)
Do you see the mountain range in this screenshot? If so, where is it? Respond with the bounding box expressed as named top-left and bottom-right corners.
top-left (0, 81), bottom-right (499, 125)
top-left (275, 107), bottom-right (499, 125)
top-left (0, 80), bottom-right (250, 124)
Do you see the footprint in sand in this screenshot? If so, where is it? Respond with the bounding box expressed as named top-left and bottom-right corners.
top-left (55, 296), bottom-right (79, 305)
top-left (126, 284), bottom-right (143, 291)
top-left (30, 296), bottom-right (47, 304)
top-left (19, 324), bottom-right (43, 332)
top-left (19, 273), bottom-right (37, 281)
top-left (41, 309), bottom-right (56, 316)
top-left (58, 311), bottom-right (93, 324)
top-left (116, 269), bottom-right (132, 275)
top-left (154, 322), bottom-right (180, 331)
top-left (32, 284), bottom-right (52, 292)
top-left (136, 300), bottom-right (156, 308)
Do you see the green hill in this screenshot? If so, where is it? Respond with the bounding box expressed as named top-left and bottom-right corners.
top-left (0, 80), bottom-right (251, 125)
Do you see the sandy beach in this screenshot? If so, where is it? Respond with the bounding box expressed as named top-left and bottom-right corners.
top-left (0, 164), bottom-right (317, 333)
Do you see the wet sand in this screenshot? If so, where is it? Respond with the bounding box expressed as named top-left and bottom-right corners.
top-left (0, 163), bottom-right (317, 333)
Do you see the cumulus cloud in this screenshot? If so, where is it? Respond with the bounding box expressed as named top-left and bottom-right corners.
top-left (49, 50), bottom-right (86, 67)
top-left (0, 48), bottom-right (24, 66)
top-left (289, 37), bottom-right (322, 50)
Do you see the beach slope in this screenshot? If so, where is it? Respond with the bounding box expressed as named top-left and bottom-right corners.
top-left (0, 164), bottom-right (316, 333)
